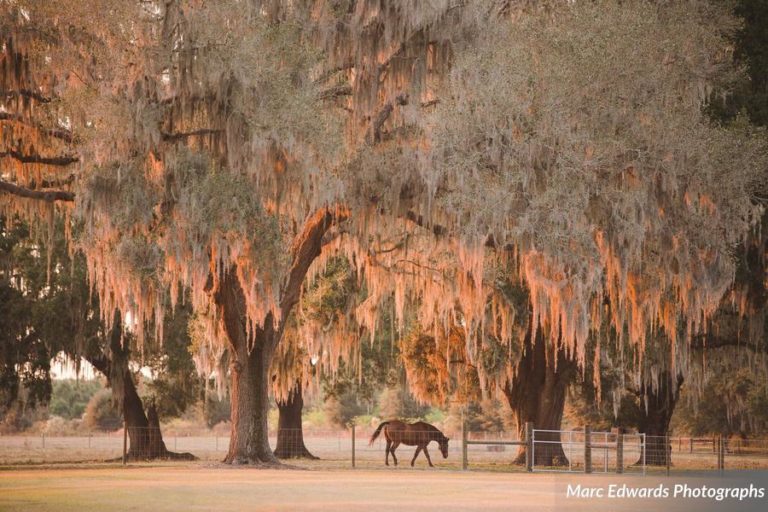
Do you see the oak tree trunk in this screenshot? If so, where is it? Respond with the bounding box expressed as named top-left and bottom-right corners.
top-left (89, 355), bottom-right (169, 459)
top-left (216, 269), bottom-right (279, 465)
top-left (636, 372), bottom-right (683, 466)
top-left (121, 366), bottom-right (167, 459)
top-left (503, 326), bottom-right (576, 467)
top-left (214, 208), bottom-right (342, 465)
top-left (274, 381), bottom-right (317, 459)
top-left (85, 310), bottom-right (194, 461)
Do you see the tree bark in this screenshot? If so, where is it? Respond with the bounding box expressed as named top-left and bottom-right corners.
top-left (503, 326), bottom-right (576, 467)
top-left (274, 381), bottom-right (318, 459)
top-left (0, 178), bottom-right (75, 202)
top-left (121, 365), bottom-right (164, 459)
top-left (636, 371), bottom-right (683, 466)
top-left (216, 269), bottom-right (280, 465)
top-left (214, 206), bottom-right (346, 465)
top-left (85, 310), bottom-right (194, 461)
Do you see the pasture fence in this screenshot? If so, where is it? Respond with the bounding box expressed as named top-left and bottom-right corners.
top-left (528, 428), bottom-right (646, 474)
top-left (2, 424), bottom-right (768, 474)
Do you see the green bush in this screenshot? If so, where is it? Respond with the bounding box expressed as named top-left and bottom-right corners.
top-left (377, 387), bottom-right (429, 421)
top-left (49, 379), bottom-right (104, 420)
top-left (82, 389), bottom-right (122, 431)
top-left (324, 391), bottom-right (364, 427)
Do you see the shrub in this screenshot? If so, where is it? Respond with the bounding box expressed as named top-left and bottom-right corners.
top-left (49, 379), bottom-right (104, 420)
top-left (82, 390), bottom-right (122, 431)
top-left (377, 387), bottom-right (429, 421)
top-left (324, 391), bottom-right (364, 428)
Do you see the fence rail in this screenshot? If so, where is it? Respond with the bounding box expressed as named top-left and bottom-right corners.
top-left (2, 425), bottom-right (768, 474)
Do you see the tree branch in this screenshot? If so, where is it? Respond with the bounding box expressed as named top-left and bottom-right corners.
top-left (314, 62), bottom-right (355, 84)
top-left (280, 205), bottom-right (350, 320)
top-left (30, 174), bottom-right (76, 189)
top-left (404, 210), bottom-right (516, 251)
top-left (0, 113), bottom-right (74, 142)
top-left (0, 149), bottom-right (79, 166)
top-left (394, 258), bottom-right (441, 273)
top-left (160, 128), bottom-right (222, 142)
top-left (320, 84), bottom-right (352, 100)
top-left (404, 211), bottom-right (448, 237)
top-left (2, 89), bottom-right (52, 104)
top-left (690, 333), bottom-right (764, 353)
top-left (367, 93), bottom-right (408, 144)
top-left (0, 178), bottom-right (75, 202)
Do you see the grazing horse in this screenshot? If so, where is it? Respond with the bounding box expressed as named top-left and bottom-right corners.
top-left (369, 420), bottom-right (449, 467)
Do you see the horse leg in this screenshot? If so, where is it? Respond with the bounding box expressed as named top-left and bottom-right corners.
top-left (385, 439), bottom-right (391, 466)
top-left (423, 446), bottom-right (434, 467)
top-left (391, 442), bottom-right (400, 466)
top-left (411, 446), bottom-right (422, 467)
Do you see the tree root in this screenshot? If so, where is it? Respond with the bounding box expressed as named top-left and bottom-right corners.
top-left (105, 449), bottom-right (198, 463)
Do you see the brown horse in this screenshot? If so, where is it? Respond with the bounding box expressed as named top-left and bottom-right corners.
top-left (369, 420), bottom-right (449, 467)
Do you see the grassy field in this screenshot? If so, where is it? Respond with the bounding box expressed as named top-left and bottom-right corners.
top-left (3, 463), bottom-right (764, 512)
top-left (0, 465), bottom-right (554, 512)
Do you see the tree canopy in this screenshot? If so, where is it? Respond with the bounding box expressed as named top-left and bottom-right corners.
top-left (2, 0), bottom-right (768, 464)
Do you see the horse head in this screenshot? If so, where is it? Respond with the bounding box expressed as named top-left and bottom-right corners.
top-left (439, 435), bottom-right (450, 458)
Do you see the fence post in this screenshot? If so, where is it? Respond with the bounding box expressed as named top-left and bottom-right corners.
top-left (718, 434), bottom-right (724, 473)
top-left (462, 420), bottom-right (468, 470)
top-left (122, 419), bottom-right (128, 465)
top-left (351, 423), bottom-right (356, 469)
top-left (616, 432), bottom-right (624, 474)
top-left (723, 435), bottom-right (727, 471)
top-left (666, 430), bottom-right (671, 476)
top-left (525, 422), bottom-right (533, 472)
top-left (717, 434), bottom-right (723, 471)
top-left (584, 425), bottom-right (592, 474)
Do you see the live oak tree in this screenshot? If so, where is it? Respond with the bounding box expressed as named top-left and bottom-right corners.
top-left (0, 213), bottom-right (194, 458)
top-left (569, 0), bottom-right (768, 464)
top-left (419, 0), bottom-right (768, 460)
top-left (569, 219), bottom-right (768, 466)
top-left (3, 0), bottom-right (334, 465)
top-left (353, 0), bottom-right (768, 466)
top-left (0, 217), bottom-right (56, 430)
top-left (0, 0), bottom-right (463, 465)
top-left (3, 0), bottom-right (768, 467)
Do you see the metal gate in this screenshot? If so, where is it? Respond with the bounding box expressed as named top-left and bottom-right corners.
top-left (531, 429), bottom-right (645, 474)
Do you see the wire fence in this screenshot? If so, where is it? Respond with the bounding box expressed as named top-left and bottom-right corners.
top-left (2, 426), bottom-right (768, 473)
top-left (529, 429), bottom-right (646, 474)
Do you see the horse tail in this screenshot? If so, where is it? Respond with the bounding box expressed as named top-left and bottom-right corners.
top-left (369, 421), bottom-right (390, 445)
